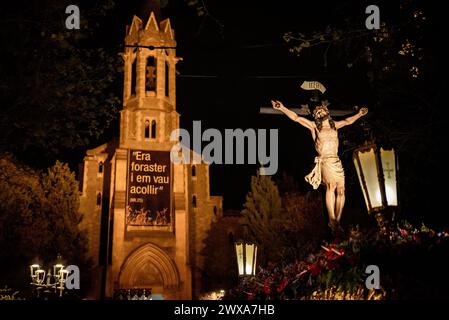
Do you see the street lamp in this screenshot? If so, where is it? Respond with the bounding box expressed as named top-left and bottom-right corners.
top-left (234, 240), bottom-right (258, 277)
top-left (353, 141), bottom-right (399, 231)
top-left (29, 260), bottom-right (69, 297)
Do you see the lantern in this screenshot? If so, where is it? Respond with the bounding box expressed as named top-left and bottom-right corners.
top-left (235, 240), bottom-right (258, 277)
top-left (30, 264), bottom-right (40, 280)
top-left (353, 143), bottom-right (398, 213)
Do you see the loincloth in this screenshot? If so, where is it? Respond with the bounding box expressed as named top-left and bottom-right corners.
top-left (305, 156), bottom-right (345, 189)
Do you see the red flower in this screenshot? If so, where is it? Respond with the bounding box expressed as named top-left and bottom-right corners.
top-left (263, 285), bottom-right (271, 295)
top-left (277, 278), bottom-right (289, 293)
top-left (413, 234), bottom-right (421, 243)
top-left (399, 228), bottom-right (409, 236)
top-left (296, 261), bottom-right (307, 274)
top-left (309, 263), bottom-right (321, 277)
top-left (326, 260), bottom-right (339, 270)
top-left (262, 278), bottom-right (272, 295)
top-left (324, 249), bottom-right (334, 259)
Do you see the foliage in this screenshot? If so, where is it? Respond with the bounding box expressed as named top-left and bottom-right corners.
top-left (278, 191), bottom-right (327, 261)
top-left (0, 154), bottom-right (90, 290)
top-left (41, 160), bottom-right (89, 264)
top-left (241, 174), bottom-right (282, 265)
top-left (0, 154), bottom-right (48, 263)
top-left (283, 1), bottom-right (428, 80)
top-left (201, 216), bottom-right (239, 292)
top-left (225, 222), bottom-right (449, 300)
top-left (241, 173), bottom-right (327, 265)
top-left (0, 0), bottom-right (121, 162)
top-left (0, 287), bottom-right (24, 300)
top-left (184, 0), bottom-right (223, 37)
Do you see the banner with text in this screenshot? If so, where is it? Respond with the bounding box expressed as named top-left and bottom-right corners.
top-left (126, 149), bottom-right (172, 227)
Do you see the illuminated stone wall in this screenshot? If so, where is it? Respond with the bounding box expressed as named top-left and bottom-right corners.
top-left (78, 10), bottom-right (222, 300)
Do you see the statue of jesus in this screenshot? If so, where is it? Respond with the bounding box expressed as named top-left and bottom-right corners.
top-left (272, 97), bottom-right (368, 230)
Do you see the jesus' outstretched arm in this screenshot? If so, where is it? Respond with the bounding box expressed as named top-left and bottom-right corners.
top-left (335, 107), bottom-right (368, 129)
top-left (271, 100), bottom-right (315, 131)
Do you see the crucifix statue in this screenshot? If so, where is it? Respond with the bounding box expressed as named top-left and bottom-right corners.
top-left (270, 81), bottom-right (368, 231)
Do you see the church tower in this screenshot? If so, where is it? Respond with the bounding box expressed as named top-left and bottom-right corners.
top-left (78, 5), bottom-right (223, 300)
top-left (120, 10), bottom-right (181, 151)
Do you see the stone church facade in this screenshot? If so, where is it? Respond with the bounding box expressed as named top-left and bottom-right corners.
top-left (78, 10), bottom-right (222, 299)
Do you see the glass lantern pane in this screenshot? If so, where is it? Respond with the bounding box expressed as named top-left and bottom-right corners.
top-left (353, 158), bottom-right (370, 211)
top-left (30, 264), bottom-right (39, 277)
top-left (53, 263), bottom-right (64, 276)
top-left (235, 243), bottom-right (244, 276)
top-left (36, 270), bottom-right (46, 284)
top-left (245, 244), bottom-right (255, 275)
top-left (358, 148), bottom-right (383, 209)
top-left (380, 148), bottom-right (398, 206)
top-left (252, 246), bottom-right (258, 276)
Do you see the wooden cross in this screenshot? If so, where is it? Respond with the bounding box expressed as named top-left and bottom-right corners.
top-left (261, 81), bottom-right (357, 117)
top-left (259, 105), bottom-right (355, 117)
top-left (383, 161), bottom-right (394, 179)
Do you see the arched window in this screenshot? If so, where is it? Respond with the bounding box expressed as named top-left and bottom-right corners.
top-left (191, 165), bottom-right (196, 177)
top-left (165, 61), bottom-right (169, 97)
top-left (99, 161), bottom-right (103, 174)
top-left (146, 56), bottom-right (157, 92)
top-left (192, 195), bottom-right (197, 208)
top-left (144, 120), bottom-right (150, 139)
top-left (213, 206), bottom-right (217, 216)
top-left (131, 58), bottom-right (137, 96)
top-left (151, 120), bottom-right (156, 139)
top-left (97, 193), bottom-right (102, 206)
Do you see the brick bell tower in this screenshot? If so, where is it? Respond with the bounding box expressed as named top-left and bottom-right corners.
top-left (78, 2), bottom-right (223, 300)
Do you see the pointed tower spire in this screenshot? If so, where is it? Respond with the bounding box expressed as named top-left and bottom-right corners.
top-left (145, 11), bottom-right (159, 31)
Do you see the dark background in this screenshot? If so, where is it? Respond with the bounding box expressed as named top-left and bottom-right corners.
top-left (1, 0), bottom-right (447, 228)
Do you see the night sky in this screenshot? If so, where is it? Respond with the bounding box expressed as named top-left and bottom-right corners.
top-left (2, 0), bottom-right (447, 227)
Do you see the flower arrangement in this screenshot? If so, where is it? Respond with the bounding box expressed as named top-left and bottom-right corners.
top-left (224, 221), bottom-right (449, 300)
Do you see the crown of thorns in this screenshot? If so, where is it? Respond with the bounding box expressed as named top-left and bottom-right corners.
top-left (312, 101), bottom-right (330, 118)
